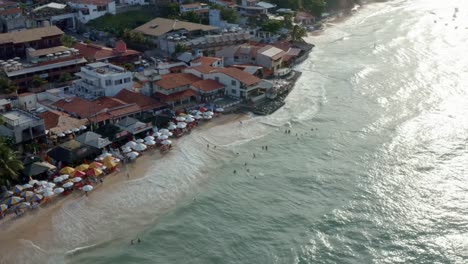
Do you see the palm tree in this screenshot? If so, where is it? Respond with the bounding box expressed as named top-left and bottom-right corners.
top-left (290, 25), bottom-right (307, 42)
top-left (0, 140), bottom-right (23, 185)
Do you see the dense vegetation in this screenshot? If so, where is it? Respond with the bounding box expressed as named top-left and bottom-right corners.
top-left (0, 138), bottom-right (23, 186)
top-left (87, 8), bottom-right (157, 36)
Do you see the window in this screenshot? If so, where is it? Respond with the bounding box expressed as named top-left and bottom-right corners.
top-left (124, 78), bottom-right (131, 83)
top-left (105, 80), bottom-right (112, 86)
top-left (231, 80), bottom-right (236, 86)
top-left (231, 89), bottom-right (236, 94)
top-left (114, 79), bottom-right (123, 85)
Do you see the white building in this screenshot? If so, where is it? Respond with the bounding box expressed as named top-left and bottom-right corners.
top-left (122, 0), bottom-right (147, 5)
top-left (68, 0), bottom-right (116, 24)
top-left (0, 109), bottom-right (46, 144)
top-left (180, 3), bottom-right (209, 14)
top-left (74, 62), bottom-right (133, 99)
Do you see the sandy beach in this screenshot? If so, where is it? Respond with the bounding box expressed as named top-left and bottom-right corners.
top-left (0, 112), bottom-right (247, 264)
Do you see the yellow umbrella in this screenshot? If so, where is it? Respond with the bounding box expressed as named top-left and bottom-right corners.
top-left (89, 162), bottom-right (103, 169)
top-left (86, 168), bottom-right (103, 177)
top-left (75, 164), bottom-right (89, 171)
top-left (60, 167), bottom-right (75, 174)
top-left (103, 159), bottom-right (117, 169)
top-left (102, 156), bottom-right (115, 163)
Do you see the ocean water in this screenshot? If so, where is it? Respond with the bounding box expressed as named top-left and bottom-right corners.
top-left (7, 0), bottom-right (468, 263)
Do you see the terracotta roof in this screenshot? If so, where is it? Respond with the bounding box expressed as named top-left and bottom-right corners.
top-left (181, 3), bottom-right (206, 8)
top-left (154, 89), bottom-right (196, 102)
top-left (191, 79), bottom-right (224, 93)
top-left (0, 26), bottom-right (63, 45)
top-left (52, 97), bottom-right (96, 118)
top-left (134, 18), bottom-right (217, 37)
top-left (39, 110), bottom-right (63, 130)
top-left (189, 65), bottom-right (217, 74)
top-left (271, 41), bottom-right (292, 52)
top-left (108, 103), bottom-right (141, 117)
top-left (93, 96), bottom-right (127, 109)
top-left (70, 0), bottom-right (112, 5)
top-left (191, 56), bottom-right (221, 66)
top-left (18, 92), bottom-right (34, 97)
top-left (0, 7), bottom-right (21, 16)
top-left (216, 67), bottom-right (260, 86)
top-left (73, 42), bottom-right (140, 62)
top-left (114, 89), bottom-right (166, 111)
top-left (155, 73), bottom-right (201, 90)
top-left (39, 110), bottom-right (87, 133)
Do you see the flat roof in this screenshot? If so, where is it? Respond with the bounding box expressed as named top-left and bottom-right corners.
top-left (6, 57), bottom-right (87, 77)
top-left (28, 46), bottom-right (70, 58)
top-left (0, 26), bottom-right (63, 45)
top-left (134, 18), bottom-right (217, 37)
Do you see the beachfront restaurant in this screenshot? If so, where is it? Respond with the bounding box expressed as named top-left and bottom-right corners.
top-left (47, 140), bottom-right (100, 166)
top-left (116, 117), bottom-right (152, 136)
top-left (22, 156), bottom-right (57, 181)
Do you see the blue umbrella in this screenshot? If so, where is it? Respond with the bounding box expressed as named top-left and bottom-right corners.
top-left (0, 191), bottom-right (13, 200)
top-left (0, 204), bottom-right (7, 212)
top-left (16, 202), bottom-right (30, 210)
top-left (13, 185), bottom-right (24, 194)
top-left (29, 194), bottom-right (43, 203)
top-left (4, 196), bottom-right (23, 206)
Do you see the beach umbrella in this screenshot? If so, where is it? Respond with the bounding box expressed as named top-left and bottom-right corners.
top-left (72, 177), bottom-right (83, 183)
top-left (122, 147), bottom-right (132, 153)
top-left (72, 170), bottom-right (86, 178)
top-left (199, 107), bottom-right (207, 112)
top-left (43, 189), bottom-right (54, 197)
top-left (185, 117), bottom-right (195, 123)
top-left (53, 188), bottom-right (64, 194)
top-left (159, 129), bottom-right (169, 135)
top-left (133, 143), bottom-right (147, 152)
top-left (89, 161), bottom-right (103, 169)
top-left (186, 114), bottom-right (194, 118)
top-left (5, 196), bottom-right (23, 206)
top-left (177, 122), bottom-right (187, 129)
top-left (57, 132), bottom-right (66, 137)
top-left (83, 185), bottom-right (93, 192)
top-left (86, 168), bottom-right (103, 177)
top-left (64, 130), bottom-right (72, 134)
top-left (176, 116), bottom-right (186, 122)
top-left (29, 180), bottom-right (39, 185)
top-left (167, 124), bottom-right (177, 130)
top-left (204, 115), bottom-right (212, 120)
top-left (21, 191), bottom-right (35, 200)
top-left (0, 204), bottom-right (7, 212)
top-left (205, 111), bottom-right (214, 116)
top-left (53, 176), bottom-right (64, 183)
top-left (1, 191), bottom-right (13, 199)
top-left (157, 134), bottom-right (168, 140)
top-left (73, 128), bottom-right (80, 133)
top-left (136, 139), bottom-right (145, 143)
top-left (103, 156), bottom-right (118, 164)
top-left (63, 182), bottom-right (74, 188)
top-left (13, 185), bottom-right (24, 194)
top-left (16, 202), bottom-right (31, 210)
top-left (103, 159), bottom-right (117, 169)
top-left (61, 174), bottom-right (69, 180)
top-left (145, 140), bottom-right (156, 146)
top-left (126, 151), bottom-right (139, 160)
top-left (75, 164), bottom-right (89, 171)
top-left (152, 126), bottom-right (158, 132)
top-left (97, 153), bottom-right (112, 160)
top-left (39, 180), bottom-right (48, 186)
top-left (161, 140), bottom-right (172, 145)
top-left (144, 136), bottom-right (154, 141)
top-left (46, 182), bottom-right (56, 189)
top-left (215, 107), bottom-right (225, 112)
top-left (30, 194), bottom-right (43, 203)
top-left (153, 132), bottom-right (162, 137)
top-left (80, 125), bottom-right (87, 130)
top-left (22, 183), bottom-right (33, 189)
top-left (194, 115), bottom-right (203, 120)
top-left (125, 141), bottom-right (137, 148)
top-left (60, 166), bottom-right (75, 174)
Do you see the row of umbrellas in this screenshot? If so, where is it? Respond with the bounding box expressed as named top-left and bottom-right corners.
top-left (56, 125), bottom-right (87, 137)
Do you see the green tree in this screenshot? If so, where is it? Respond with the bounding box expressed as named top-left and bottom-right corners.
top-left (261, 20), bottom-right (283, 33)
top-left (282, 14), bottom-right (293, 29)
top-left (61, 34), bottom-right (77, 48)
top-left (0, 76), bottom-right (17, 94)
top-left (175, 43), bottom-right (188, 53)
top-left (0, 139), bottom-right (23, 185)
top-left (290, 24), bottom-right (307, 41)
top-left (31, 75), bottom-right (47, 88)
top-left (161, 3), bottom-right (180, 18)
top-left (220, 7), bottom-right (238, 23)
top-left (303, 0), bottom-right (326, 17)
top-left (58, 72), bottom-right (72, 83)
top-left (182, 11), bottom-right (201, 23)
top-left (124, 63), bottom-right (135, 72)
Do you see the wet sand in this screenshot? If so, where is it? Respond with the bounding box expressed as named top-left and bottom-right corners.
top-left (0, 113), bottom-right (247, 263)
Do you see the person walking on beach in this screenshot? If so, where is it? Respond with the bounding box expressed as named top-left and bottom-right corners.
top-left (207, 144), bottom-right (209, 149)
top-left (137, 238), bottom-right (141, 243)
top-left (253, 153), bottom-right (256, 158)
top-left (131, 240), bottom-right (134, 245)
top-left (265, 146), bottom-right (268, 151)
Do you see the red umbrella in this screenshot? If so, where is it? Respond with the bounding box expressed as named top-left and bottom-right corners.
top-left (72, 170), bottom-right (86, 177)
top-left (199, 107), bottom-right (207, 112)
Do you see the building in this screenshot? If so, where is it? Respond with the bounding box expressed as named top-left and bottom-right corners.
top-left (115, 116), bottom-right (151, 135)
top-left (0, 98), bottom-right (12, 112)
top-left (180, 3), bottom-right (210, 19)
top-left (238, 0), bottom-right (276, 16)
top-left (73, 62), bottom-right (132, 99)
top-left (153, 72), bottom-right (200, 106)
top-left (0, 0), bottom-right (25, 32)
top-left (114, 89), bottom-right (166, 112)
top-left (17, 92), bottom-right (37, 110)
top-left (0, 26), bottom-right (63, 60)
top-left (256, 45), bottom-right (284, 71)
top-left (208, 0), bottom-right (236, 8)
top-left (0, 109), bottom-right (46, 144)
top-left (30, 3), bottom-right (77, 30)
top-left (73, 40), bottom-right (140, 64)
top-left (38, 109), bottom-right (87, 134)
top-left (121, 0), bottom-right (147, 5)
top-left (75, 131), bottom-right (111, 149)
top-left (133, 18), bottom-right (218, 54)
top-left (5, 46), bottom-right (87, 92)
top-left (294, 11), bottom-right (315, 25)
top-left (68, 0), bottom-right (116, 24)
top-left (190, 56), bottom-right (223, 68)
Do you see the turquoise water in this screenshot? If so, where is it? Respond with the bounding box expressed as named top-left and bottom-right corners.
top-left (6, 0), bottom-right (468, 263)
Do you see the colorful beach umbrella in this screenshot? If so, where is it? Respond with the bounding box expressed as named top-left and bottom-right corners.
top-left (72, 170), bottom-right (86, 177)
top-left (60, 167), bottom-right (75, 174)
top-left (89, 162), bottom-right (103, 169)
top-left (103, 159), bottom-right (117, 169)
top-left (75, 164), bottom-right (89, 171)
top-left (103, 156), bottom-right (117, 164)
top-left (1, 191), bottom-right (13, 199)
top-left (16, 202), bottom-right (30, 210)
top-left (86, 168), bottom-right (103, 177)
top-left (13, 185), bottom-right (24, 194)
top-left (29, 194), bottom-right (43, 203)
top-left (5, 196), bottom-right (23, 206)
top-left (21, 191), bottom-right (35, 200)
top-left (0, 204), bottom-right (7, 212)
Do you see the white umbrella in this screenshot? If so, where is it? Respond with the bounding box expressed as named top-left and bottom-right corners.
top-left (145, 140), bottom-right (156, 146)
top-left (22, 184), bottom-right (33, 189)
top-left (144, 136), bottom-right (154, 141)
top-left (53, 188), bottom-right (64, 194)
top-left (153, 132), bottom-right (162, 137)
top-left (64, 130), bottom-right (72, 134)
top-left (216, 107), bottom-right (224, 112)
top-left (97, 153), bottom-right (112, 160)
top-left (72, 177), bottom-right (82, 183)
top-left (53, 176), bottom-right (63, 183)
top-left (83, 185), bottom-right (93, 192)
top-left (58, 132), bottom-right (66, 137)
top-left (185, 117), bottom-right (195, 123)
top-left (39, 180), bottom-right (48, 186)
top-left (61, 174), bottom-right (69, 180)
top-left (126, 151), bottom-right (139, 160)
top-left (122, 147), bottom-right (132, 153)
top-left (152, 126), bottom-right (158, 132)
top-left (46, 182), bottom-right (56, 188)
top-left (176, 116), bottom-right (186, 122)
top-left (133, 143), bottom-right (147, 152)
top-left (157, 134), bottom-right (168, 140)
top-left (161, 140), bottom-right (172, 145)
top-left (177, 122), bottom-right (187, 129)
top-left (159, 129), bottom-right (169, 134)
top-left (204, 115), bottom-right (213, 120)
top-left (194, 115), bottom-right (203, 120)
top-left (29, 180), bottom-right (39, 185)
top-left (167, 124), bottom-right (177, 130)
top-left (73, 128), bottom-right (80, 133)
top-left (63, 182), bottom-right (73, 188)
top-left (205, 111), bottom-right (214, 116)
top-left (80, 125), bottom-right (87, 130)
top-left (125, 141), bottom-right (137, 148)
top-left (186, 114), bottom-right (194, 118)
top-left (43, 190), bottom-right (54, 197)
top-left (136, 139), bottom-right (145, 143)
